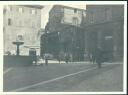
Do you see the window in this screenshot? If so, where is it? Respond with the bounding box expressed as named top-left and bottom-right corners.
top-left (19, 7), bottom-right (23, 13)
top-left (3, 8), bottom-right (6, 14)
top-left (105, 36), bottom-right (113, 40)
top-left (31, 9), bottom-right (36, 15)
top-left (74, 9), bottom-right (77, 13)
top-left (90, 12), bottom-right (94, 23)
top-left (105, 8), bottom-right (112, 21)
top-left (72, 17), bottom-right (78, 25)
top-left (8, 18), bottom-right (12, 25)
top-left (6, 6), bottom-right (12, 12)
top-left (3, 27), bottom-right (5, 32)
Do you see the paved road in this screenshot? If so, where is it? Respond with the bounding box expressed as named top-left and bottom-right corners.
top-left (3, 63), bottom-right (123, 92)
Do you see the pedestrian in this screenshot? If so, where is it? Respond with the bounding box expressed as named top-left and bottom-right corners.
top-left (57, 54), bottom-right (61, 64)
top-left (58, 55), bottom-right (61, 64)
top-left (65, 53), bottom-right (70, 64)
top-left (88, 50), bottom-right (95, 64)
top-left (44, 53), bottom-right (49, 66)
top-left (91, 53), bottom-right (96, 64)
top-left (95, 47), bottom-right (104, 68)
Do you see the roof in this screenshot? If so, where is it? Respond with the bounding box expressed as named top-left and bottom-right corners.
top-left (52, 5), bottom-right (86, 11)
top-left (21, 5), bottom-right (44, 9)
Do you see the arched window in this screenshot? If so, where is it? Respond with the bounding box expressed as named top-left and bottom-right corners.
top-left (8, 18), bottom-right (12, 25)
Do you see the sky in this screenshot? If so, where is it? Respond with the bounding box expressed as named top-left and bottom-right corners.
top-left (41, 5), bottom-right (86, 28)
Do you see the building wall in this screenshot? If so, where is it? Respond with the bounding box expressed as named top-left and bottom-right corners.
top-left (85, 5), bottom-right (112, 25)
top-left (47, 5), bottom-right (85, 32)
top-left (84, 5), bottom-right (123, 25)
top-left (3, 5), bottom-right (42, 55)
top-left (47, 5), bottom-right (63, 33)
top-left (62, 8), bottom-right (83, 26)
top-left (43, 5), bottom-right (86, 61)
top-left (83, 5), bottom-right (124, 61)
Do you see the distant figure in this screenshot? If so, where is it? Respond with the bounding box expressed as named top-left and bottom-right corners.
top-left (90, 53), bottom-right (96, 64)
top-left (65, 54), bottom-right (70, 64)
top-left (95, 47), bottom-right (104, 68)
top-left (70, 54), bottom-right (73, 62)
top-left (44, 53), bottom-right (49, 66)
top-left (57, 54), bottom-right (61, 64)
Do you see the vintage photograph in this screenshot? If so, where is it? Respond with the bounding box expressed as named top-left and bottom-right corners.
top-left (2, 2), bottom-right (126, 93)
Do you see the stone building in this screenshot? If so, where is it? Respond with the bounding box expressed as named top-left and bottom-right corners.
top-left (41, 5), bottom-right (86, 61)
top-left (82, 5), bottom-right (124, 61)
top-left (3, 5), bottom-right (43, 55)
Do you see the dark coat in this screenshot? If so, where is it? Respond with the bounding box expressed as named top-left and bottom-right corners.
top-left (65, 54), bottom-right (70, 62)
top-left (95, 48), bottom-right (104, 63)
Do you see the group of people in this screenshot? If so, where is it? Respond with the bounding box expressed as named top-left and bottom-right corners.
top-left (32, 47), bottom-right (105, 68)
top-left (57, 53), bottom-right (72, 64)
top-left (32, 54), bottom-right (49, 66)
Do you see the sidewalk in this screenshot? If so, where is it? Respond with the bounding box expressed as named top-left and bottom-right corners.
top-left (34, 59), bottom-right (123, 65)
top-left (34, 59), bottom-right (91, 65)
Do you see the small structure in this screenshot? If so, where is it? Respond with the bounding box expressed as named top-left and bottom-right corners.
top-left (12, 41), bottom-right (24, 56)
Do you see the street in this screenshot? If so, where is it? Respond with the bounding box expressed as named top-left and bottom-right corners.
top-left (3, 62), bottom-right (123, 92)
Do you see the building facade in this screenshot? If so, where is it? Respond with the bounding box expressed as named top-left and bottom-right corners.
top-left (82, 5), bottom-right (124, 61)
top-left (41, 5), bottom-right (86, 61)
top-left (3, 5), bottom-right (43, 55)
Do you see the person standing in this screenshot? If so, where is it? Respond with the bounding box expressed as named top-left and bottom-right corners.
top-left (91, 53), bottom-right (96, 64)
top-left (95, 47), bottom-right (104, 68)
top-left (90, 49), bottom-right (96, 64)
top-left (57, 54), bottom-right (61, 64)
top-left (44, 53), bottom-right (49, 66)
top-left (65, 53), bottom-right (70, 64)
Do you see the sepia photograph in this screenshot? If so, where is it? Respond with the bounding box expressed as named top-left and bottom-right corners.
top-left (0, 1), bottom-right (127, 94)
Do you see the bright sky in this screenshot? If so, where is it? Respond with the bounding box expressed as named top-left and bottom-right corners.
top-left (41, 5), bottom-right (86, 28)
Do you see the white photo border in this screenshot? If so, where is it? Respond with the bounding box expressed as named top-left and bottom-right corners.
top-left (0, 1), bottom-right (127, 95)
